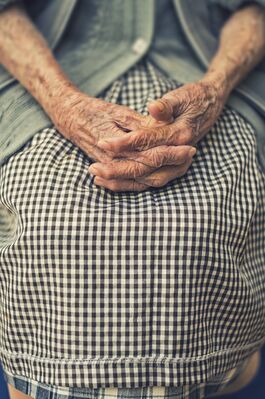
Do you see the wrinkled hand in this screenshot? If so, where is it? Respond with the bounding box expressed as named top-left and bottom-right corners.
top-left (51, 89), bottom-right (150, 164)
top-left (50, 89), bottom-right (197, 191)
top-left (88, 112), bottom-right (197, 191)
top-left (89, 144), bottom-right (196, 191)
top-left (97, 78), bottom-right (227, 153)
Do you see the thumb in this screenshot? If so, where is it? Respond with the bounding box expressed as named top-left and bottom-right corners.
top-left (147, 91), bottom-right (183, 122)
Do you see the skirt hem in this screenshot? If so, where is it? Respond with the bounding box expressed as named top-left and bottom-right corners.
top-left (0, 337), bottom-right (264, 388)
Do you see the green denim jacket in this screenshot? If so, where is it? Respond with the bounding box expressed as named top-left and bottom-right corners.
top-left (0, 0), bottom-right (265, 171)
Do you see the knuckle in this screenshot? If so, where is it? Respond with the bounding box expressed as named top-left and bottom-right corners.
top-left (132, 128), bottom-right (148, 146)
top-left (126, 162), bottom-right (142, 178)
top-left (184, 123), bottom-right (193, 135)
top-left (99, 152), bottom-right (115, 163)
top-left (160, 125), bottom-right (172, 137)
top-left (133, 134), bottom-right (146, 151)
top-left (177, 126), bottom-right (193, 144)
top-left (150, 148), bottom-right (164, 168)
top-left (165, 130), bottom-right (178, 145)
top-left (132, 162), bottom-right (144, 178)
top-left (167, 147), bottom-right (180, 164)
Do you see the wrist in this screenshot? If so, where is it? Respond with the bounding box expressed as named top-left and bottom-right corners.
top-left (200, 69), bottom-right (232, 104)
top-left (39, 79), bottom-right (80, 115)
top-left (41, 81), bottom-right (96, 122)
top-left (44, 85), bottom-right (102, 141)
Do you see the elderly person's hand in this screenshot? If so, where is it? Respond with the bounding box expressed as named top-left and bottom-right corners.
top-left (97, 78), bottom-right (226, 155)
top-left (3, 3), bottom-right (264, 193)
top-left (51, 89), bottom-right (197, 192)
top-left (0, 5), bottom-right (195, 193)
top-left (91, 77), bottom-right (226, 191)
top-left (95, 2), bottom-right (265, 183)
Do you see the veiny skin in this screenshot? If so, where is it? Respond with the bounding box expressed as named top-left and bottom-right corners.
top-left (51, 90), bottom-right (197, 189)
top-left (0, 4), bottom-right (264, 399)
top-left (95, 4), bottom-right (265, 191)
top-left (0, 4), bottom-right (264, 193)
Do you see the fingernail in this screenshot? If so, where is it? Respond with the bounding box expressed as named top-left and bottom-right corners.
top-left (189, 148), bottom-right (197, 157)
top-left (88, 164), bottom-right (99, 174)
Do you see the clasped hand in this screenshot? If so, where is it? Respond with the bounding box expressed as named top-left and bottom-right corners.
top-left (52, 79), bottom-right (226, 192)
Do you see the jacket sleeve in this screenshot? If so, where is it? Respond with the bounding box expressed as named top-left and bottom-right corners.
top-left (0, 0), bottom-right (22, 12)
top-left (209, 0), bottom-right (265, 11)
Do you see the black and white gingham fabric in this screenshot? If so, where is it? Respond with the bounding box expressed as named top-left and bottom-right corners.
top-left (0, 57), bottom-right (265, 395)
top-left (1, 355), bottom-right (251, 399)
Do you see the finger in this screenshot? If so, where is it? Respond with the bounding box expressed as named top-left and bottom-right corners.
top-left (97, 121), bottom-right (192, 153)
top-left (88, 159), bottom-right (152, 180)
top-left (88, 146), bottom-right (196, 179)
top-left (114, 105), bottom-right (169, 132)
top-left (147, 89), bottom-right (186, 122)
top-left (90, 159), bottom-right (153, 180)
top-left (135, 157), bottom-right (194, 188)
top-left (113, 112), bottom-right (147, 132)
top-left (94, 176), bottom-right (148, 192)
top-left (132, 145), bottom-right (196, 167)
top-left (147, 98), bottom-right (175, 123)
top-left (96, 128), bottom-right (151, 153)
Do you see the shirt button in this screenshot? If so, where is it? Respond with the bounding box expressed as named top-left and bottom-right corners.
top-left (132, 38), bottom-right (148, 55)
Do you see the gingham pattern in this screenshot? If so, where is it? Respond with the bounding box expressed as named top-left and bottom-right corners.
top-left (0, 57), bottom-right (265, 393)
top-left (1, 356), bottom-right (251, 399)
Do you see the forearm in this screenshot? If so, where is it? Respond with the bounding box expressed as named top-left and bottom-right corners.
top-left (202, 3), bottom-right (265, 99)
top-left (0, 4), bottom-right (83, 117)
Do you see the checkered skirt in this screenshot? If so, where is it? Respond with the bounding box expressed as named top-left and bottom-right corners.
top-left (0, 57), bottom-right (265, 398)
top-left (0, 355), bottom-right (252, 399)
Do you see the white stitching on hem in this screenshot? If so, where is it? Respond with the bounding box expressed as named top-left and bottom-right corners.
top-left (0, 336), bottom-right (264, 364)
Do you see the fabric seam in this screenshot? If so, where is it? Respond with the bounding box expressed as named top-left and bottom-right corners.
top-left (0, 336), bottom-right (264, 364)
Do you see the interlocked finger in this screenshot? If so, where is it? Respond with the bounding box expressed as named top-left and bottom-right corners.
top-left (94, 176), bottom-right (149, 192)
top-left (97, 112), bottom-right (196, 152)
top-left (88, 145), bottom-right (196, 180)
top-left (94, 157), bottom-right (194, 192)
top-left (129, 144), bottom-right (196, 168)
top-left (135, 157), bottom-right (194, 187)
